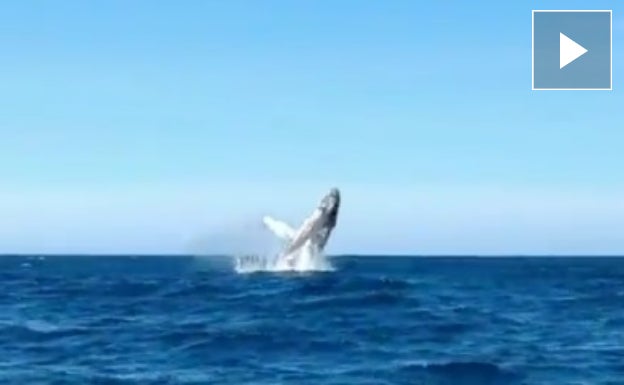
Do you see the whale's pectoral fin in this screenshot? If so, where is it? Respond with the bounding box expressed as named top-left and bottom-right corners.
top-left (262, 216), bottom-right (296, 240)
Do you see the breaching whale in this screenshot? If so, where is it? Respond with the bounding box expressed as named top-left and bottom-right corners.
top-left (262, 188), bottom-right (340, 266)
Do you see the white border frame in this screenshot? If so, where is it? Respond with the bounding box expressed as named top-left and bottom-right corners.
top-left (532, 9), bottom-right (612, 91)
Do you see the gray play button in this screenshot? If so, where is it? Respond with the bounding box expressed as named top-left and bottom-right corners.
top-left (532, 10), bottom-right (612, 90)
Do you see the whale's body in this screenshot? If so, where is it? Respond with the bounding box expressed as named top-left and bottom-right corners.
top-left (262, 188), bottom-right (340, 265)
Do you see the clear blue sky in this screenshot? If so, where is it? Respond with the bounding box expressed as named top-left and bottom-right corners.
top-left (1, 1), bottom-right (623, 255)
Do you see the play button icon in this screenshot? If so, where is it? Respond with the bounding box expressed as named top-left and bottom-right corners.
top-left (559, 32), bottom-right (587, 69)
top-left (533, 10), bottom-right (612, 90)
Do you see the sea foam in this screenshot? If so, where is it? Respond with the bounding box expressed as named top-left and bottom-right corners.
top-left (233, 241), bottom-right (333, 273)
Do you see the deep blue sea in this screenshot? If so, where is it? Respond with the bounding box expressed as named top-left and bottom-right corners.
top-left (0, 256), bottom-right (623, 385)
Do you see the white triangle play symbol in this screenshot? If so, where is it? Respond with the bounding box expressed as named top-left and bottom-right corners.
top-left (560, 32), bottom-right (588, 69)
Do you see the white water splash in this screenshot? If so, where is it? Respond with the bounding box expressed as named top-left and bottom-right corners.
top-left (234, 241), bottom-right (333, 273)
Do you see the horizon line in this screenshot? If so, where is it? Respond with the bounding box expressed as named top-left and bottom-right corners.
top-left (1, 253), bottom-right (623, 258)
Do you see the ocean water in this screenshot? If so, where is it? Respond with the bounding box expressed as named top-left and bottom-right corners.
top-left (0, 255), bottom-right (623, 385)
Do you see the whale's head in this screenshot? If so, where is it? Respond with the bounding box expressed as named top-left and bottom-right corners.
top-left (319, 188), bottom-right (340, 229)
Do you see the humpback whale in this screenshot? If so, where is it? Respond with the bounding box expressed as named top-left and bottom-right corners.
top-left (262, 188), bottom-right (340, 266)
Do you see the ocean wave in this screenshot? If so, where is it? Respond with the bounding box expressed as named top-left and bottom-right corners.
top-left (397, 361), bottom-right (521, 385)
top-left (158, 281), bottom-right (226, 299)
top-left (0, 319), bottom-right (92, 343)
top-left (292, 275), bottom-right (413, 297)
top-left (293, 290), bottom-right (407, 310)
